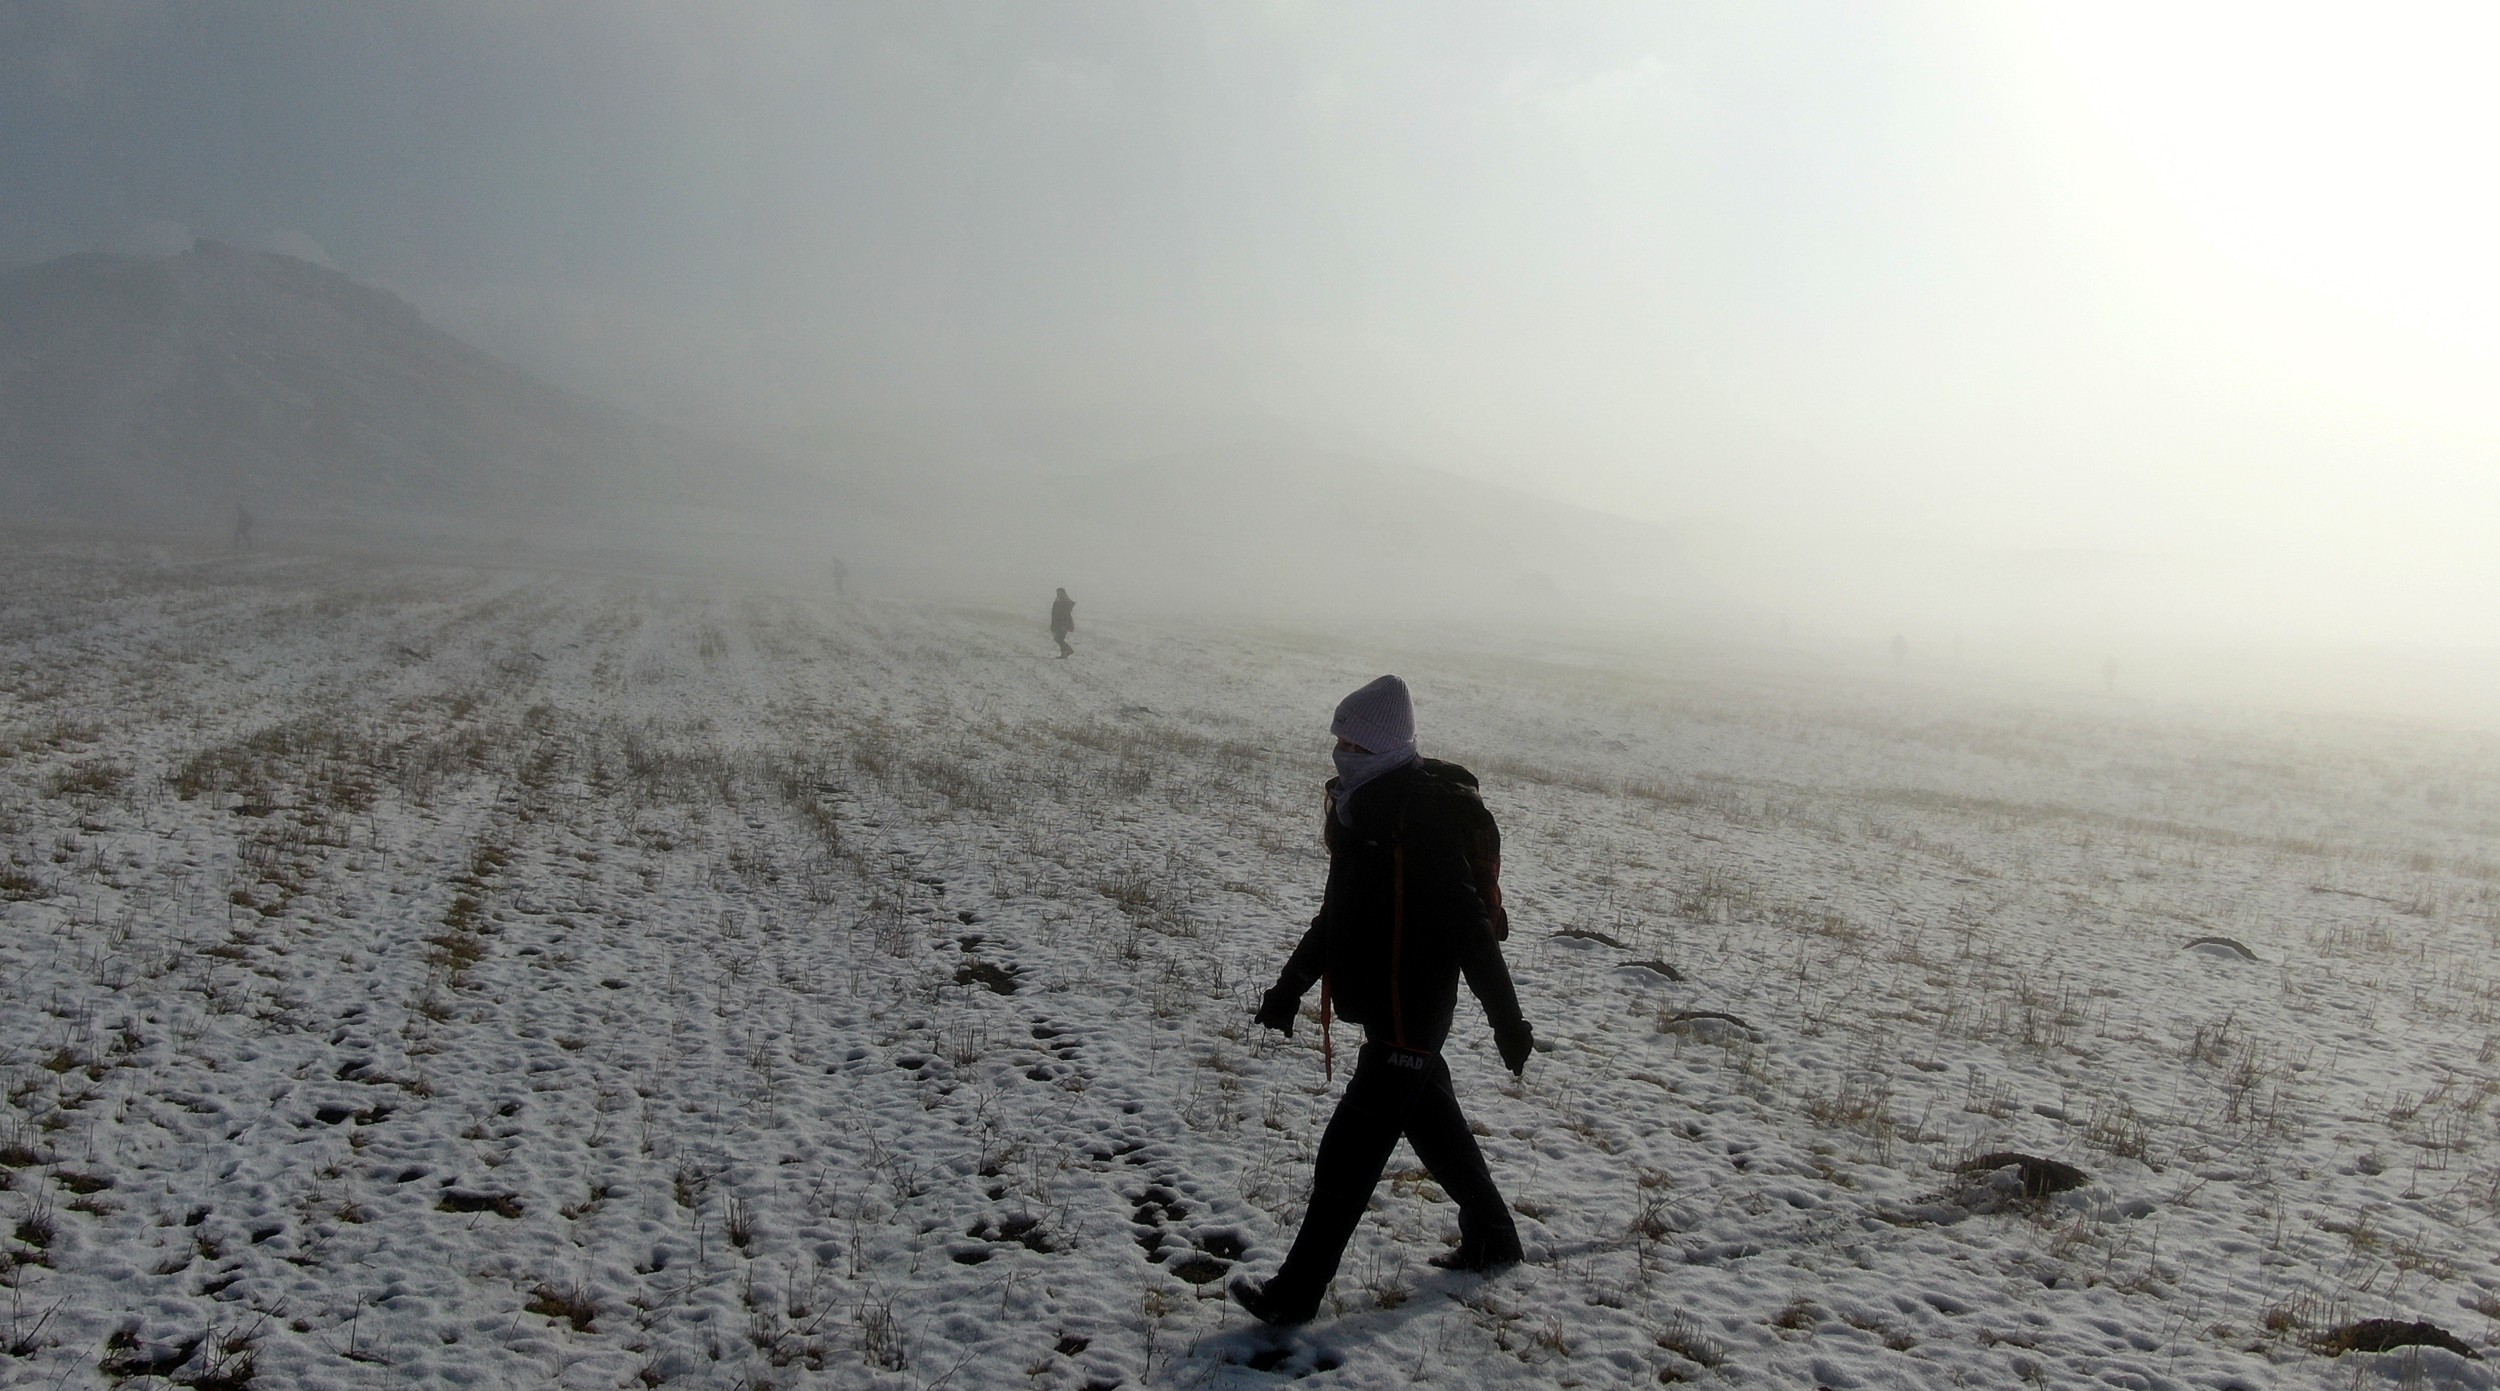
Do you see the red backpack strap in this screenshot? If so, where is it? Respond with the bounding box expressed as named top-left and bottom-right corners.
top-left (1389, 843), bottom-right (1408, 1048)
top-left (1319, 975), bottom-right (1335, 1081)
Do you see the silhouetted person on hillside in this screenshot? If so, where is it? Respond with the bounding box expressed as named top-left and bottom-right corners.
top-left (829, 555), bottom-right (849, 598)
top-left (1234, 675), bottom-right (1532, 1326)
top-left (232, 504), bottom-right (254, 553)
top-left (1049, 588), bottom-right (1076, 658)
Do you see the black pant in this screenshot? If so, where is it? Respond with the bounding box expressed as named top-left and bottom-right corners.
top-left (1266, 1041), bottom-right (1516, 1309)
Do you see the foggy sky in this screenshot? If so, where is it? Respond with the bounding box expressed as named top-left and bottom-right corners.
top-left (5, 1), bottom-right (2496, 647)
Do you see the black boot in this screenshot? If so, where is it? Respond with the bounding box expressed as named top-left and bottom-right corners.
top-left (1428, 1207), bottom-right (1523, 1271)
top-left (1229, 1275), bottom-right (1318, 1326)
top-left (1426, 1236), bottom-right (1522, 1272)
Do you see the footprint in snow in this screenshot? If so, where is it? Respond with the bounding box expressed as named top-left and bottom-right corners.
top-left (1130, 1183), bottom-right (1244, 1284)
top-left (1209, 1329), bottom-right (1343, 1378)
top-left (1025, 1019), bottom-right (1085, 1080)
top-left (955, 958), bottom-right (1021, 995)
top-left (958, 1211), bottom-right (1060, 1261)
top-left (1030, 1022), bottom-right (1078, 1053)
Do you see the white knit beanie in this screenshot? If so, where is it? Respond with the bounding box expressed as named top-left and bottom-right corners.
top-left (1331, 675), bottom-right (1416, 756)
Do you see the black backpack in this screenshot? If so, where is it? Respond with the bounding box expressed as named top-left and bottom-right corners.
top-left (1323, 758), bottom-right (1506, 941)
top-left (1312, 759), bottom-right (1508, 1067)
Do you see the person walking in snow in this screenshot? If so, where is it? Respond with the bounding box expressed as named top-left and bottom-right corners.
top-left (1049, 587), bottom-right (1076, 658)
top-left (1233, 674), bottom-right (1534, 1326)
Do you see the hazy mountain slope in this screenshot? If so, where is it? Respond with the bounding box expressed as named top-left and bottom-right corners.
top-left (0, 242), bottom-right (1680, 618)
top-left (0, 242), bottom-right (758, 529)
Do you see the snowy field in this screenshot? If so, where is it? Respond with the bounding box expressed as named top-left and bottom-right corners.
top-left (4, 541), bottom-right (2500, 1391)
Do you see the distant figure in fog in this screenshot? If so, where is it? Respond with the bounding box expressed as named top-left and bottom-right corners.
top-left (1890, 632), bottom-right (1908, 665)
top-left (1233, 675), bottom-right (1532, 1326)
top-left (232, 504), bottom-right (254, 552)
top-left (1049, 588), bottom-right (1076, 658)
top-left (829, 555), bottom-right (849, 598)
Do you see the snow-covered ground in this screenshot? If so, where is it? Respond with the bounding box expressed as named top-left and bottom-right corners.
top-left (3, 541), bottom-right (2498, 1390)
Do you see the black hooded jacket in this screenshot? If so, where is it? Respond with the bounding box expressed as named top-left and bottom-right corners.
top-left (1268, 758), bottom-right (1525, 1053)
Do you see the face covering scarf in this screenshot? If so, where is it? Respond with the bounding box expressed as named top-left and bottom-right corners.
top-left (1332, 743), bottom-right (1419, 825)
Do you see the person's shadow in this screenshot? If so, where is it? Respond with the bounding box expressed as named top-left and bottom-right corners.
top-left (1172, 1238), bottom-right (1629, 1384)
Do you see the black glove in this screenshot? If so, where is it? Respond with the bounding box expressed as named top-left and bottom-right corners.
top-left (1253, 987), bottom-right (1301, 1037)
top-left (1494, 1019), bottom-right (1534, 1077)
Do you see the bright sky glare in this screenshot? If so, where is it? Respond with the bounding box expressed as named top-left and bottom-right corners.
top-left (2035, 1), bottom-right (2500, 355)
